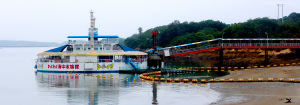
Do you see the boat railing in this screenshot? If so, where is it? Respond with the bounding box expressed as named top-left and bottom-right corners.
top-left (68, 40), bottom-right (118, 45)
top-left (38, 58), bottom-right (146, 63)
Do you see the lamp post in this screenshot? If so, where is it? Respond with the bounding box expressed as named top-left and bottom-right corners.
top-left (265, 32), bottom-right (268, 48)
top-left (264, 32), bottom-right (269, 65)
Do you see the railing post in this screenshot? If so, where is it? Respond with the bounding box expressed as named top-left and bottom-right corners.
top-left (219, 44), bottom-right (224, 70)
top-left (264, 48), bottom-right (269, 66)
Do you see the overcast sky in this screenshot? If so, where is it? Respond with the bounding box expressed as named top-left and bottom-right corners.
top-left (1, 0), bottom-right (299, 43)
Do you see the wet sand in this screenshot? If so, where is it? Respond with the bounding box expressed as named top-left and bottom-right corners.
top-left (211, 66), bottom-right (300, 105)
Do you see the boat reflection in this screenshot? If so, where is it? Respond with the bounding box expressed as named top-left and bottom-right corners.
top-left (35, 72), bottom-right (138, 105)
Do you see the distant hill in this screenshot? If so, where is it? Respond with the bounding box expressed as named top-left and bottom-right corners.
top-left (124, 12), bottom-right (300, 49)
top-left (0, 40), bottom-right (62, 47)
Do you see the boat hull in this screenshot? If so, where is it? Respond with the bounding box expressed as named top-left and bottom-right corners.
top-left (36, 61), bottom-right (148, 73)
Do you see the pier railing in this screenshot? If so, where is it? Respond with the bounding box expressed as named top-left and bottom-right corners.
top-left (169, 43), bottom-right (300, 56)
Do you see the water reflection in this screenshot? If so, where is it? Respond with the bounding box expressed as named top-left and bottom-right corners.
top-left (35, 72), bottom-right (220, 105)
top-left (36, 72), bottom-right (132, 105)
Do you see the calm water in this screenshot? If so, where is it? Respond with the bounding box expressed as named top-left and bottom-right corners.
top-left (0, 47), bottom-right (220, 105)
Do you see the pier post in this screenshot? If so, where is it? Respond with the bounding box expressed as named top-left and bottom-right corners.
top-left (219, 48), bottom-right (224, 71)
top-left (264, 48), bottom-right (269, 65)
top-left (152, 82), bottom-right (158, 104)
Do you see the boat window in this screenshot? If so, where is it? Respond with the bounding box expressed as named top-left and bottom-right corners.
top-left (76, 48), bottom-right (80, 50)
top-left (94, 48), bottom-right (98, 50)
top-left (98, 56), bottom-right (113, 62)
top-left (114, 55), bottom-right (122, 62)
top-left (63, 56), bottom-right (70, 63)
top-left (88, 48), bottom-right (90, 50)
top-left (66, 46), bottom-right (73, 52)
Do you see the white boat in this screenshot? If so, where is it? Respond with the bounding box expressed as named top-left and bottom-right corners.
top-left (35, 11), bottom-right (148, 73)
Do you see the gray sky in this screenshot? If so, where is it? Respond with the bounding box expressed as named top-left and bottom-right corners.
top-left (1, 0), bottom-right (299, 43)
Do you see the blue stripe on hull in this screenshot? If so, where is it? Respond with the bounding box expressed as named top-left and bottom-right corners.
top-left (36, 70), bottom-right (119, 73)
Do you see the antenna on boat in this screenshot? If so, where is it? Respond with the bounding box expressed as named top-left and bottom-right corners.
top-left (90, 10), bottom-right (95, 53)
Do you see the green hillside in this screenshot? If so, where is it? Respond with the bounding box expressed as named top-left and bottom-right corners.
top-left (124, 12), bottom-right (300, 49)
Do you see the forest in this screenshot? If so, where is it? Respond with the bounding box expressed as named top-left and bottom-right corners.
top-left (124, 12), bottom-right (300, 49)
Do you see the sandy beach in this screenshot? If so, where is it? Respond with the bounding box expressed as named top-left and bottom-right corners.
top-left (211, 66), bottom-right (300, 105)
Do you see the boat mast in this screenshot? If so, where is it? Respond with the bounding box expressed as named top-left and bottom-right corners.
top-left (90, 10), bottom-right (95, 53)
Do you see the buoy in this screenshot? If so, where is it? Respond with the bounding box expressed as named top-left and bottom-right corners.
top-left (167, 78), bottom-right (172, 82)
top-left (121, 78), bottom-right (123, 80)
top-left (209, 79), bottom-right (216, 82)
top-left (238, 78), bottom-right (244, 82)
top-left (246, 66), bottom-right (251, 69)
top-left (200, 67), bottom-right (205, 71)
top-left (286, 64), bottom-right (290, 66)
top-left (280, 64), bottom-right (284, 66)
top-left (116, 78), bottom-right (118, 80)
top-left (194, 67), bottom-right (198, 71)
top-left (200, 79), bottom-right (207, 83)
top-left (289, 79), bottom-right (295, 82)
top-left (227, 67), bottom-right (232, 71)
top-left (258, 78), bottom-right (264, 82)
top-left (183, 79), bottom-right (189, 83)
top-left (273, 64), bottom-right (278, 67)
top-left (253, 66), bottom-right (258, 68)
top-left (174, 78), bottom-right (180, 83)
top-left (160, 78), bottom-right (165, 81)
top-left (228, 78), bottom-right (235, 82)
top-left (268, 78), bottom-right (274, 81)
top-left (220, 78), bottom-right (226, 82)
top-left (248, 78), bottom-right (254, 82)
top-left (292, 63), bottom-right (296, 66)
top-left (154, 78), bottom-right (159, 81)
top-left (266, 65), bottom-right (271, 67)
top-left (278, 78), bottom-right (284, 82)
top-left (75, 73), bottom-right (77, 75)
top-left (259, 65), bottom-right (264, 68)
top-left (240, 67), bottom-right (244, 69)
top-left (214, 67), bottom-right (218, 71)
top-left (192, 79), bottom-right (198, 83)
top-left (126, 78), bottom-right (128, 81)
top-left (103, 76), bottom-right (105, 78)
top-left (133, 79), bottom-right (136, 81)
top-left (234, 67), bottom-right (238, 70)
top-left (85, 74), bottom-right (87, 76)
top-left (207, 67), bottom-right (211, 70)
top-left (151, 77), bottom-right (155, 81)
top-left (111, 77), bottom-right (114, 79)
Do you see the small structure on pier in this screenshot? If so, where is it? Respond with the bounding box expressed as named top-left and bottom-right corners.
top-left (147, 30), bottom-right (164, 70)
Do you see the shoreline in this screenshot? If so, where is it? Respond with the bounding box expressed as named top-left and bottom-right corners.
top-left (211, 66), bottom-right (300, 105)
